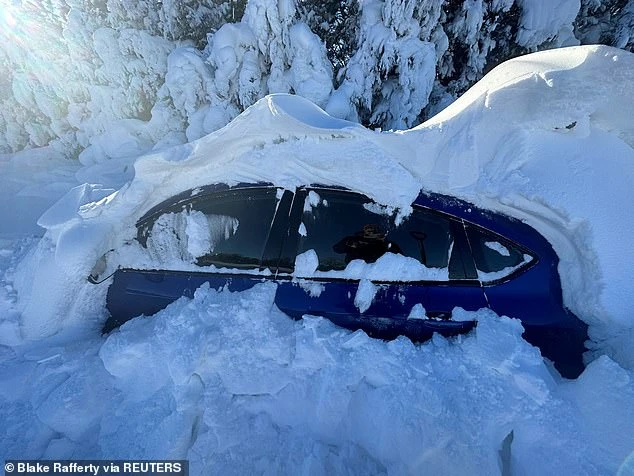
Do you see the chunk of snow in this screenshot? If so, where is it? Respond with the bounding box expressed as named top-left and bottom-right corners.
top-left (308, 253), bottom-right (450, 282)
top-left (407, 303), bottom-right (427, 320)
top-left (294, 249), bottom-right (319, 276)
top-left (296, 280), bottom-right (325, 298)
top-left (354, 279), bottom-right (379, 314)
top-left (484, 240), bottom-right (511, 257)
top-left (303, 190), bottom-right (321, 212)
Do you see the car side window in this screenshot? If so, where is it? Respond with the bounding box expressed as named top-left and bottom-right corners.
top-left (389, 207), bottom-right (453, 269)
top-left (464, 223), bottom-right (533, 282)
top-left (138, 187), bottom-right (279, 269)
top-left (297, 190), bottom-right (391, 271)
top-left (296, 190), bottom-right (459, 280)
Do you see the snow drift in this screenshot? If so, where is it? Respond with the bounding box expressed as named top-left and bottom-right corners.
top-left (402, 45), bottom-right (634, 366)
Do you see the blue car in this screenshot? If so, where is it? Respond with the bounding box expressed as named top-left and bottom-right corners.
top-left (94, 183), bottom-right (588, 378)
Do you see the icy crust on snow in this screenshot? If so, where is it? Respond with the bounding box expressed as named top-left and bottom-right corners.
top-left (2, 284), bottom-right (633, 474)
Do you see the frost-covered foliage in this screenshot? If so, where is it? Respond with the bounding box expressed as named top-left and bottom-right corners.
top-left (296, 0), bottom-right (360, 75)
top-left (435, 0), bottom-right (520, 104)
top-left (1, 0), bottom-right (634, 159)
top-left (194, 0), bottom-right (334, 137)
top-left (325, 0), bottom-right (440, 129)
top-left (576, 0), bottom-right (634, 49)
top-left (0, 0), bottom-right (241, 161)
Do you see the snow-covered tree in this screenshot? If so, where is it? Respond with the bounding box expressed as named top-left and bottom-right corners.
top-left (325, 0), bottom-right (442, 130)
top-left (2, 0), bottom-right (634, 158)
top-left (576, 0), bottom-right (634, 50)
top-left (105, 0), bottom-right (247, 47)
top-left (297, 0), bottom-right (360, 77)
top-left (163, 0), bottom-right (334, 142)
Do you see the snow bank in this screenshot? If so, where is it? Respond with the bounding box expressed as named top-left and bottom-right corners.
top-left (3, 284), bottom-right (633, 474)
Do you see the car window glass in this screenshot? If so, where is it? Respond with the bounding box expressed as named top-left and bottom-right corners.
top-left (297, 190), bottom-right (389, 271)
top-left (465, 224), bottom-right (533, 281)
top-left (296, 190), bottom-right (456, 281)
top-left (139, 188), bottom-right (279, 269)
top-left (389, 208), bottom-right (453, 269)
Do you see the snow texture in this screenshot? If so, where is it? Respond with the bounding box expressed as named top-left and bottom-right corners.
top-left (0, 283), bottom-right (632, 474)
top-left (1, 45), bottom-right (634, 473)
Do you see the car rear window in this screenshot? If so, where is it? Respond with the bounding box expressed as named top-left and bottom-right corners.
top-left (464, 223), bottom-right (534, 282)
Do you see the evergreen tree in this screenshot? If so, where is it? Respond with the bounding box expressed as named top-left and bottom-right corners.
top-left (297, 0), bottom-right (360, 78)
top-left (326, 0), bottom-right (443, 129)
top-left (2, 0), bottom-right (634, 158)
top-left (575, 0), bottom-right (634, 50)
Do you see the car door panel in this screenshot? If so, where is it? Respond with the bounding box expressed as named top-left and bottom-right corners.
top-left (103, 186), bottom-right (292, 332)
top-left (272, 187), bottom-right (487, 342)
top-left (274, 279), bottom-right (483, 340)
top-left (104, 269), bottom-right (266, 332)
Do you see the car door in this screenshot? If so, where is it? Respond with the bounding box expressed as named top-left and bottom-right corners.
top-left (273, 187), bottom-right (488, 341)
top-left (104, 185), bottom-right (293, 331)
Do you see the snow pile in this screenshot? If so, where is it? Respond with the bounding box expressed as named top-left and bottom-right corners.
top-left (2, 283), bottom-right (633, 474)
top-left (295, 252), bottom-right (450, 283)
top-left (7, 46), bottom-right (632, 368)
top-left (401, 44), bottom-right (634, 366)
top-left (23, 45), bottom-right (632, 359)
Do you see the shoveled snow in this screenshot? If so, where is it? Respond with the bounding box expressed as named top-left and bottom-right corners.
top-left (1, 45), bottom-right (634, 473)
top-left (1, 283), bottom-right (633, 474)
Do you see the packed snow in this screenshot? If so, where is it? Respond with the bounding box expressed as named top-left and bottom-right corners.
top-left (1, 45), bottom-right (634, 474)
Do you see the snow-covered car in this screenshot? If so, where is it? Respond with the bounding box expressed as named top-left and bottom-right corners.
top-left (91, 182), bottom-right (588, 378)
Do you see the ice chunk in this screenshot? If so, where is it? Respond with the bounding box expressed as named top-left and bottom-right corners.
top-left (408, 303), bottom-right (427, 320)
top-left (354, 279), bottom-right (378, 313)
top-left (294, 249), bottom-right (319, 276)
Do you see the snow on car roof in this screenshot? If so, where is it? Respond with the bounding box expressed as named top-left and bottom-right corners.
top-left (39, 45), bottom-right (634, 362)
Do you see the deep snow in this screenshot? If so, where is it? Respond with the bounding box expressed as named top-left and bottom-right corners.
top-left (1, 45), bottom-right (634, 475)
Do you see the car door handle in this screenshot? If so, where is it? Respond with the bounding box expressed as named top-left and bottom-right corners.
top-left (425, 311), bottom-right (452, 320)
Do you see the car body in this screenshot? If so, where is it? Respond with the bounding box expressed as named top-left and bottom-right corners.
top-left (94, 182), bottom-right (588, 378)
